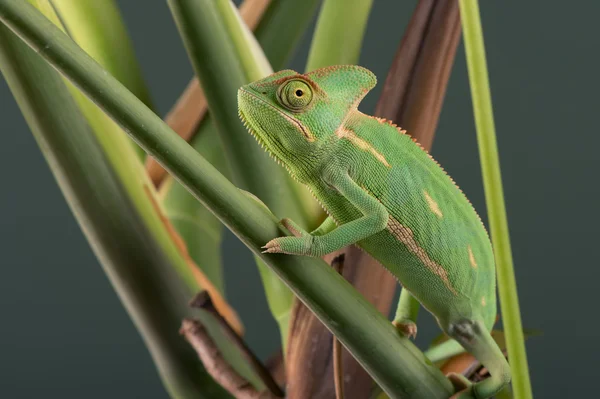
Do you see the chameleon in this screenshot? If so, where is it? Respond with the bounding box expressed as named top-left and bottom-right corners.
top-left (237, 65), bottom-right (511, 399)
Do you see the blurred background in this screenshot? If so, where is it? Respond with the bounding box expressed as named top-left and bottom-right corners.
top-left (0, 1), bottom-right (596, 397)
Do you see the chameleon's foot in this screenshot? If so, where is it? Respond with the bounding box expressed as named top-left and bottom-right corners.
top-left (262, 235), bottom-right (318, 256)
top-left (392, 320), bottom-right (417, 339)
top-left (263, 218), bottom-right (327, 256)
top-left (262, 218), bottom-right (311, 254)
top-left (447, 373), bottom-right (474, 399)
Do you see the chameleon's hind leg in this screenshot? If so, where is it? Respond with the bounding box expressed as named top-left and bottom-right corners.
top-left (392, 288), bottom-right (419, 339)
top-left (448, 319), bottom-right (511, 399)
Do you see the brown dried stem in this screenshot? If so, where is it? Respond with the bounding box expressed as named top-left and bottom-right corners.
top-left (190, 291), bottom-right (285, 398)
top-left (145, 0), bottom-right (271, 187)
top-left (180, 319), bottom-right (280, 399)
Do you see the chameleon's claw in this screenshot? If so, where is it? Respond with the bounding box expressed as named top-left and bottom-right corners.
top-left (262, 239), bottom-right (283, 254)
top-left (392, 320), bottom-right (418, 340)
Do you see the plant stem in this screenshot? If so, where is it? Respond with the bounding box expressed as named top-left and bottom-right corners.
top-left (0, 1), bottom-right (454, 396)
top-left (458, 1), bottom-right (533, 398)
top-left (305, 0), bottom-right (373, 71)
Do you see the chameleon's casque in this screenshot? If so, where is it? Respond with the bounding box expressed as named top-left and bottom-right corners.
top-left (238, 65), bottom-right (510, 399)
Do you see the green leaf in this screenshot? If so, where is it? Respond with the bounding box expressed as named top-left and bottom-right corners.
top-left (49, 0), bottom-right (153, 159)
top-left (0, 17), bottom-right (231, 399)
top-left (0, 1), bottom-right (455, 396)
top-left (160, 116), bottom-right (230, 295)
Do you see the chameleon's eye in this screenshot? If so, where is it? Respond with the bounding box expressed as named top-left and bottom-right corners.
top-left (277, 80), bottom-right (313, 111)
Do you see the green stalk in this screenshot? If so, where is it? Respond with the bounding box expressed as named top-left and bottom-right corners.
top-left (0, 1), bottom-right (454, 396)
top-left (305, 0), bottom-right (374, 71)
top-left (458, 1), bottom-right (532, 398)
top-left (166, 0), bottom-right (319, 348)
top-left (49, 0), bottom-right (152, 159)
top-left (254, 0), bottom-right (321, 69)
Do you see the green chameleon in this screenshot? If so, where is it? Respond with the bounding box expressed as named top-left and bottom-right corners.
top-left (237, 65), bottom-right (511, 399)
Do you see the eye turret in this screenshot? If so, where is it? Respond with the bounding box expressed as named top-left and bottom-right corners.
top-left (277, 79), bottom-right (313, 111)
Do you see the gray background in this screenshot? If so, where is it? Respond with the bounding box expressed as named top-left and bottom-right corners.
top-left (0, 1), bottom-right (595, 397)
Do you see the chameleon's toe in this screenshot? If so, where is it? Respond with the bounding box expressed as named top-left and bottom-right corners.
top-left (392, 320), bottom-right (417, 339)
top-left (262, 239), bottom-right (283, 254)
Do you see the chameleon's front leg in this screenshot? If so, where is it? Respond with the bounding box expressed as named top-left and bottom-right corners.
top-left (263, 174), bottom-right (388, 256)
top-left (392, 289), bottom-right (420, 339)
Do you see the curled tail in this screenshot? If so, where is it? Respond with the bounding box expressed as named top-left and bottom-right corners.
top-left (447, 319), bottom-right (511, 399)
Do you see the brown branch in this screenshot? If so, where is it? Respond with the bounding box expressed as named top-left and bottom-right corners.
top-left (145, 0), bottom-right (272, 187)
top-left (181, 319), bottom-right (279, 399)
top-left (375, 0), bottom-right (461, 148)
top-left (191, 291), bottom-right (285, 398)
top-left (285, 1), bottom-right (462, 398)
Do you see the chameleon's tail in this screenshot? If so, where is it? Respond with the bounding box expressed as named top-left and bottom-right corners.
top-left (448, 319), bottom-right (511, 399)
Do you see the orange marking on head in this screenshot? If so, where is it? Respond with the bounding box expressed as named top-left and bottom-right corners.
top-left (481, 296), bottom-right (487, 307)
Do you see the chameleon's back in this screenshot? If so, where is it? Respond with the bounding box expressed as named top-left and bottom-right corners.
top-left (316, 113), bottom-right (497, 331)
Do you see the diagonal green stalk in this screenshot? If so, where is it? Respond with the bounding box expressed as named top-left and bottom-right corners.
top-left (459, 1), bottom-right (533, 398)
top-left (0, 1), bottom-right (454, 396)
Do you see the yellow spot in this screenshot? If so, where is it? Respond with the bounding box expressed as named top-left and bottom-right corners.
top-left (336, 127), bottom-right (391, 168)
top-left (423, 190), bottom-right (443, 218)
top-left (481, 296), bottom-right (487, 307)
top-left (387, 217), bottom-right (457, 295)
top-left (468, 245), bottom-right (477, 269)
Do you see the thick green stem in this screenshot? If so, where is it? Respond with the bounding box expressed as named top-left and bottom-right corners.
top-left (305, 0), bottom-right (374, 71)
top-left (0, 1), bottom-right (454, 396)
top-left (459, 1), bottom-right (532, 398)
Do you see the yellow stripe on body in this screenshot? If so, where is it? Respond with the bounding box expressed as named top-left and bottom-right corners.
top-left (335, 127), bottom-right (391, 168)
top-left (387, 217), bottom-right (458, 295)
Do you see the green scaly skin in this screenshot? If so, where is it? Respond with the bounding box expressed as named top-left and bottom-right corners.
top-left (238, 65), bottom-right (511, 399)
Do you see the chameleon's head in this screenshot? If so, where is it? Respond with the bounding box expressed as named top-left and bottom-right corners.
top-left (238, 65), bottom-right (376, 178)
